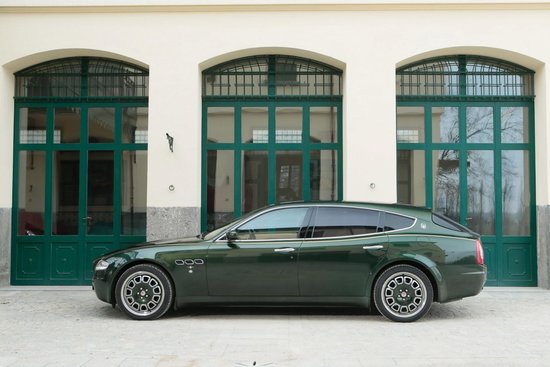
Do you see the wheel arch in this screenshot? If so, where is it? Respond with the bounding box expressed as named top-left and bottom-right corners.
top-left (109, 259), bottom-right (176, 308)
top-left (370, 259), bottom-right (441, 304)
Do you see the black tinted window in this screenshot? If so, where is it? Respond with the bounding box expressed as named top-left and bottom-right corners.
top-left (312, 207), bottom-right (380, 238)
top-left (384, 213), bottom-right (415, 231)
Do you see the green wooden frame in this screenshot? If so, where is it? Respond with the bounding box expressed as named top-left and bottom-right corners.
top-left (12, 57), bottom-right (148, 285)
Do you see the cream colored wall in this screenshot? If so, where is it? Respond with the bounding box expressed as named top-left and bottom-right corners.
top-left (1, 5), bottom-right (550, 210)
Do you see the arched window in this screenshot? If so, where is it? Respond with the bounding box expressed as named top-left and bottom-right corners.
top-left (202, 55), bottom-right (343, 230)
top-left (15, 57), bottom-right (148, 99)
top-left (396, 55), bottom-right (536, 286)
top-left (396, 55), bottom-right (534, 98)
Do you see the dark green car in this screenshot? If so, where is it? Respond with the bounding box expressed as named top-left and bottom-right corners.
top-left (92, 202), bottom-right (487, 322)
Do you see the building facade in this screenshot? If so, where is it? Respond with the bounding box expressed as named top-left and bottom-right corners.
top-left (1, 0), bottom-right (550, 287)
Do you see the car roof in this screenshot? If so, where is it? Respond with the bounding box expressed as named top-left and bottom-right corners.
top-left (269, 201), bottom-right (433, 219)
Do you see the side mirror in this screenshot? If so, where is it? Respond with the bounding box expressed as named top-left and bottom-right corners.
top-left (226, 230), bottom-right (239, 243)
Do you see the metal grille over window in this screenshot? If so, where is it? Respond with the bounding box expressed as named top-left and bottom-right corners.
top-left (396, 55), bottom-right (534, 99)
top-left (203, 55), bottom-right (342, 98)
top-left (15, 57), bottom-right (149, 99)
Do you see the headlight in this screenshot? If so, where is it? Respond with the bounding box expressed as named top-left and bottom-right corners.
top-left (95, 260), bottom-right (110, 271)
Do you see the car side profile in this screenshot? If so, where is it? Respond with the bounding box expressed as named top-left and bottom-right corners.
top-left (92, 202), bottom-right (487, 322)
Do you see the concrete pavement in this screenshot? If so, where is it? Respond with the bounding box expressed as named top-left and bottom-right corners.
top-left (1, 287), bottom-right (549, 366)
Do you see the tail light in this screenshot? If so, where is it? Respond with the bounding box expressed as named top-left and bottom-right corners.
top-left (475, 239), bottom-right (484, 265)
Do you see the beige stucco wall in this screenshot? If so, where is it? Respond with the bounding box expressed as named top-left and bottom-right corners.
top-left (1, 3), bottom-right (550, 211)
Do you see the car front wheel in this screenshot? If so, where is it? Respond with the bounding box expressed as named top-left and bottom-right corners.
top-left (373, 264), bottom-right (433, 322)
top-left (115, 264), bottom-right (174, 320)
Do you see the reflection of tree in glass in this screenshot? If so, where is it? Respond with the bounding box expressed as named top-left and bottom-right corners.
top-left (467, 151), bottom-right (495, 234)
top-left (502, 151), bottom-right (529, 235)
top-left (466, 107), bottom-right (493, 143)
top-left (501, 107), bottom-right (525, 143)
top-left (434, 150), bottom-right (460, 222)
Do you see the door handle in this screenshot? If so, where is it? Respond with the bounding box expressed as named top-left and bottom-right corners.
top-left (362, 245), bottom-right (384, 250)
top-left (274, 247), bottom-right (295, 253)
top-left (82, 217), bottom-right (92, 221)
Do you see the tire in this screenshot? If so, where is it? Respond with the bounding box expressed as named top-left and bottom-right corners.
top-left (373, 264), bottom-right (433, 322)
top-left (115, 263), bottom-right (174, 320)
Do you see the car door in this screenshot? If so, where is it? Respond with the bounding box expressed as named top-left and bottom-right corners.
top-left (298, 206), bottom-right (388, 297)
top-left (207, 206), bottom-right (312, 296)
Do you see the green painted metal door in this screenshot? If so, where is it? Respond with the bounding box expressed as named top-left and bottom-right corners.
top-left (396, 102), bottom-right (536, 286)
top-left (12, 103), bottom-right (147, 285)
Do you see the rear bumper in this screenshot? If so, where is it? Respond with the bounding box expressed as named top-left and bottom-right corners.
top-left (441, 265), bottom-right (487, 303)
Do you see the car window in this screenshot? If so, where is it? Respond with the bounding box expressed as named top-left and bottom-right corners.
top-left (312, 207), bottom-right (380, 238)
top-left (383, 213), bottom-right (415, 231)
top-left (235, 207), bottom-right (310, 240)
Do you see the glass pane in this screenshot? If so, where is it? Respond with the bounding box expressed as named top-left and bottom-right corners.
top-left (502, 151), bottom-right (530, 235)
top-left (19, 108), bottom-right (47, 144)
top-left (501, 107), bottom-right (529, 143)
top-left (312, 207), bottom-right (380, 238)
top-left (123, 107), bottom-right (148, 144)
top-left (242, 151), bottom-right (268, 214)
top-left (467, 107), bottom-right (494, 143)
top-left (236, 208), bottom-right (309, 240)
top-left (122, 151), bottom-right (147, 235)
top-left (310, 150), bottom-right (337, 201)
top-left (467, 151), bottom-right (495, 235)
top-left (310, 107), bottom-right (338, 143)
top-left (52, 151), bottom-right (79, 235)
top-left (432, 107), bottom-right (459, 143)
top-left (397, 150), bottom-right (425, 206)
top-left (433, 150), bottom-right (460, 222)
top-left (397, 106), bottom-right (424, 143)
top-left (87, 151), bottom-right (114, 234)
top-left (18, 151), bottom-right (46, 235)
top-left (242, 107), bottom-right (268, 143)
top-left (207, 107), bottom-right (234, 143)
top-left (54, 108), bottom-right (80, 144)
top-left (207, 150), bottom-right (234, 230)
top-left (88, 107), bottom-right (115, 143)
top-left (384, 213), bottom-right (415, 231)
top-left (276, 107), bottom-right (302, 143)
top-left (276, 151), bottom-right (302, 202)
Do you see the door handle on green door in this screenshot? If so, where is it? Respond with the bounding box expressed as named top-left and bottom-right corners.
top-left (274, 248), bottom-right (295, 253)
top-left (362, 245), bottom-right (384, 250)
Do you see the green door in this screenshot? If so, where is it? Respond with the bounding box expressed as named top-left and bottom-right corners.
top-left (12, 57), bottom-right (149, 285)
top-left (206, 207), bottom-right (311, 296)
top-left (396, 102), bottom-right (536, 286)
top-left (12, 104), bottom-right (148, 285)
top-left (396, 55), bottom-right (537, 286)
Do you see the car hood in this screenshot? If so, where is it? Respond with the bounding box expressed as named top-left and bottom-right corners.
top-left (130, 236), bottom-right (205, 248)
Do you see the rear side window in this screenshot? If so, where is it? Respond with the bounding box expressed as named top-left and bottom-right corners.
top-left (312, 207), bottom-right (381, 238)
top-left (383, 213), bottom-right (415, 231)
top-left (432, 213), bottom-right (465, 232)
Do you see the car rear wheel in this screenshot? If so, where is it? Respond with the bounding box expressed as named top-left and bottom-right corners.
top-left (115, 264), bottom-right (173, 320)
top-left (373, 264), bottom-right (433, 322)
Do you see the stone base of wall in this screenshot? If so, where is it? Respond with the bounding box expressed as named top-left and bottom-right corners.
top-left (0, 208), bottom-right (11, 287)
top-left (147, 207), bottom-right (200, 241)
top-left (537, 206), bottom-right (550, 289)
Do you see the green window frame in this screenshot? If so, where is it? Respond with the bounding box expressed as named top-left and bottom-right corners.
top-left (202, 55), bottom-right (343, 231)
